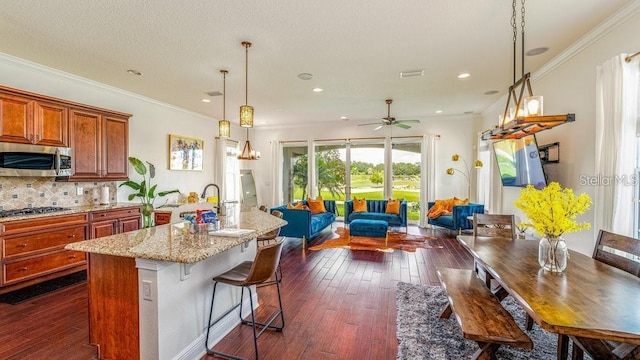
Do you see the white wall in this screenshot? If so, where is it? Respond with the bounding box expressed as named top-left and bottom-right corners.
top-left (0, 53), bottom-right (247, 205)
top-left (249, 115), bottom-right (478, 208)
top-left (479, 5), bottom-right (640, 255)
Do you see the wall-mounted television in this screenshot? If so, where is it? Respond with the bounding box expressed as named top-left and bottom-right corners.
top-left (493, 135), bottom-right (547, 189)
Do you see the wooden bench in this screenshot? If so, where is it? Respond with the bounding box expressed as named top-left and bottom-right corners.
top-left (437, 268), bottom-right (533, 359)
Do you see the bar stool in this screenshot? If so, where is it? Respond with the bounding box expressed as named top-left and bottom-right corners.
top-left (256, 210), bottom-right (284, 284)
top-left (205, 238), bottom-right (285, 360)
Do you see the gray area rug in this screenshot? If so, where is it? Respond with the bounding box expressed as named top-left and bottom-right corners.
top-left (396, 282), bottom-right (591, 359)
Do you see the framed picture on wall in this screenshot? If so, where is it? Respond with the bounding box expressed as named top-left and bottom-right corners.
top-left (169, 134), bottom-right (204, 171)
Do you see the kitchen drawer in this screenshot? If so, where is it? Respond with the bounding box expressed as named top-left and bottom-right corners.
top-left (4, 250), bottom-right (86, 284)
top-left (154, 211), bottom-right (172, 226)
top-left (1, 213), bottom-right (88, 236)
top-left (90, 207), bottom-right (141, 222)
top-left (3, 225), bottom-right (86, 258)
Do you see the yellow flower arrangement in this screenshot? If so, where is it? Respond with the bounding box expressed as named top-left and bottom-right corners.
top-left (514, 182), bottom-right (592, 238)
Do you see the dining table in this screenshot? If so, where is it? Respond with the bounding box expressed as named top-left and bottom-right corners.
top-left (456, 235), bottom-right (640, 360)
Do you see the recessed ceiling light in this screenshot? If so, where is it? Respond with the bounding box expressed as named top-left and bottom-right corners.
top-left (205, 91), bottom-right (223, 97)
top-left (399, 70), bottom-right (424, 78)
top-left (435, 110), bottom-right (443, 114)
top-left (484, 90), bottom-right (499, 95)
top-left (457, 73), bottom-right (470, 79)
top-left (340, 116), bottom-right (349, 121)
top-left (201, 99), bottom-right (211, 103)
top-left (526, 47), bottom-right (549, 56)
top-left (312, 87), bottom-right (323, 92)
top-left (297, 73), bottom-right (313, 80)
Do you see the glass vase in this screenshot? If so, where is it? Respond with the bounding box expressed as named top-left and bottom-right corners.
top-left (538, 236), bottom-right (567, 273)
top-left (142, 204), bottom-right (154, 228)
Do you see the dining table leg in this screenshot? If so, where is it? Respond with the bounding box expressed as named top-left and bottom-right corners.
top-left (558, 334), bottom-right (569, 360)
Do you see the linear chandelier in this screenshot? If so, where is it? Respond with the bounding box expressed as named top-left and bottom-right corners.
top-left (481, 0), bottom-right (574, 141)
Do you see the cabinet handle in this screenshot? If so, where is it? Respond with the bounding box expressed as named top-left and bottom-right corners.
top-left (69, 255), bottom-right (77, 259)
top-left (99, 213), bottom-right (106, 217)
top-left (20, 243), bottom-right (27, 248)
top-left (20, 267), bottom-right (28, 271)
top-left (68, 234), bottom-right (76, 238)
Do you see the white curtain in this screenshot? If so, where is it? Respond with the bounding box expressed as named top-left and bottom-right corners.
top-left (421, 134), bottom-right (437, 227)
top-left (594, 54), bottom-right (640, 237)
top-left (270, 140), bottom-right (283, 207)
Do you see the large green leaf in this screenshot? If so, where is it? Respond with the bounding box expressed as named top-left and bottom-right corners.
top-left (148, 184), bottom-right (157, 199)
top-left (128, 157), bottom-right (147, 176)
top-left (119, 180), bottom-right (141, 190)
top-left (158, 189), bottom-right (180, 197)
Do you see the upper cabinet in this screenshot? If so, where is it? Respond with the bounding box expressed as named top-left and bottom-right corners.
top-left (0, 93), bottom-right (69, 147)
top-left (0, 85), bottom-right (131, 182)
top-left (69, 110), bottom-right (129, 181)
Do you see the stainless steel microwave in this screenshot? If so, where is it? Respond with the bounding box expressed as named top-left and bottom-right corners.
top-left (0, 142), bottom-right (72, 177)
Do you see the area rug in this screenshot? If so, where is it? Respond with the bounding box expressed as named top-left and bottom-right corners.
top-left (0, 271), bottom-right (87, 305)
top-left (309, 227), bottom-right (441, 252)
top-left (396, 282), bottom-right (591, 360)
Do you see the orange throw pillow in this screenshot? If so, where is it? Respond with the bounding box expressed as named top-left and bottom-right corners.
top-left (307, 197), bottom-right (327, 214)
top-left (385, 198), bottom-right (400, 214)
top-left (353, 197), bottom-right (367, 212)
top-left (287, 202), bottom-right (305, 210)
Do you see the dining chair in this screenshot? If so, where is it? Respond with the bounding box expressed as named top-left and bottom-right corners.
top-left (571, 230), bottom-right (640, 360)
top-left (473, 213), bottom-right (516, 238)
top-left (205, 238), bottom-right (285, 360)
top-left (592, 229), bottom-right (640, 276)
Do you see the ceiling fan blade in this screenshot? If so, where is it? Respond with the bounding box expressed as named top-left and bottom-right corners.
top-left (394, 123), bottom-right (411, 129)
top-left (397, 119), bottom-right (420, 124)
top-left (357, 122), bottom-right (382, 126)
top-left (373, 125), bottom-right (384, 131)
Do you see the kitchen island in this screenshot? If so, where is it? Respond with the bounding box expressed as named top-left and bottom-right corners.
top-left (65, 208), bottom-right (286, 360)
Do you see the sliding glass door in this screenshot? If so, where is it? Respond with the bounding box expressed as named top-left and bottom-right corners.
top-left (314, 141), bottom-right (347, 216)
top-left (391, 139), bottom-right (421, 224)
top-left (282, 142), bottom-right (308, 203)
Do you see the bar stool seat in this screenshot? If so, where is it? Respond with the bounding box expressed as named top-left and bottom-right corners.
top-left (205, 238), bottom-right (285, 360)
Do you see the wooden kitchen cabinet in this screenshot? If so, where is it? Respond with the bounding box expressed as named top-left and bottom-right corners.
top-left (0, 92), bottom-right (69, 147)
top-left (0, 213), bottom-right (89, 293)
top-left (69, 109), bottom-right (129, 181)
top-left (153, 210), bottom-right (172, 226)
top-left (89, 206), bottom-right (141, 238)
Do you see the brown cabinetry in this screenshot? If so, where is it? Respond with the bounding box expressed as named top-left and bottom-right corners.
top-left (89, 206), bottom-right (141, 238)
top-left (0, 85), bottom-right (131, 181)
top-left (70, 110), bottom-right (129, 181)
top-left (0, 213), bottom-right (88, 292)
top-left (153, 211), bottom-right (172, 226)
top-left (0, 92), bottom-right (68, 146)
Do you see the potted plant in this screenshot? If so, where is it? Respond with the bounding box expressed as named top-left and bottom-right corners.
top-left (119, 156), bottom-right (180, 227)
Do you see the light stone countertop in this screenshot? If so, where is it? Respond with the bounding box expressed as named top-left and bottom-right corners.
top-left (0, 203), bottom-right (141, 223)
top-left (65, 208), bottom-right (287, 263)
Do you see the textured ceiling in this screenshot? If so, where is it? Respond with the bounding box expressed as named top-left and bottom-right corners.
top-left (0, 0), bottom-right (632, 127)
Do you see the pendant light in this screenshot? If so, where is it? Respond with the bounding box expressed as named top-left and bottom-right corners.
top-left (237, 41), bottom-right (260, 160)
top-left (218, 70), bottom-right (230, 138)
top-left (481, 0), bottom-right (574, 140)
top-left (239, 41), bottom-right (254, 128)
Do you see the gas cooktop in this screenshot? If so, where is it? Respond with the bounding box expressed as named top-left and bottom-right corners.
top-left (0, 206), bottom-right (71, 218)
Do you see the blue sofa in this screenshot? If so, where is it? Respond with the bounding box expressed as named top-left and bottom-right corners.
top-left (344, 199), bottom-right (408, 232)
top-left (270, 200), bottom-right (337, 240)
top-left (427, 201), bottom-right (484, 232)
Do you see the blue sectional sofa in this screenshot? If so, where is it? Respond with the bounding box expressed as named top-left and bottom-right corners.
top-left (344, 199), bottom-right (408, 232)
top-left (270, 200), bottom-right (337, 240)
top-left (427, 201), bottom-right (484, 232)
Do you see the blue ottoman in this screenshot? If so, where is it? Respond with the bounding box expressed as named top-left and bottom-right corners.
top-left (349, 219), bottom-right (388, 246)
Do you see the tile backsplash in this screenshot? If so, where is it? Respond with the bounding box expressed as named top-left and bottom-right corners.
top-left (0, 178), bottom-right (118, 210)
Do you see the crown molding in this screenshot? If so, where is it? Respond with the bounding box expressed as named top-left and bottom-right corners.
top-left (0, 52), bottom-right (212, 121)
top-left (533, 1), bottom-right (640, 82)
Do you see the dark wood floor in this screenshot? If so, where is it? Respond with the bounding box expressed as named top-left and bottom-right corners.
top-left (0, 224), bottom-right (473, 359)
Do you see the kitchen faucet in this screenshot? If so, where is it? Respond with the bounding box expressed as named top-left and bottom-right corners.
top-left (201, 184), bottom-right (221, 214)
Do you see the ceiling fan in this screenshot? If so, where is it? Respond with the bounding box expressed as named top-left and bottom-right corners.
top-left (358, 99), bottom-right (420, 131)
